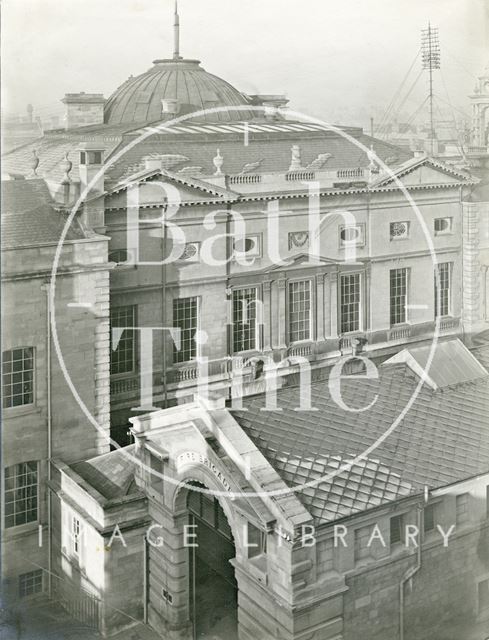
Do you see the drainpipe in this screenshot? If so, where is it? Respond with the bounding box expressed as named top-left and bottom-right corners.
top-left (143, 536), bottom-right (149, 623)
top-left (42, 283), bottom-right (53, 597)
top-left (162, 206), bottom-right (168, 409)
top-left (224, 181), bottom-right (233, 402)
top-left (399, 502), bottom-right (423, 640)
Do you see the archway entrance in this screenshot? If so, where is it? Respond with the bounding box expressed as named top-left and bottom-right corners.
top-left (187, 485), bottom-right (238, 639)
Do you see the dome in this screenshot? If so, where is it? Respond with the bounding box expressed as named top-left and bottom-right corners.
top-left (104, 58), bottom-right (255, 125)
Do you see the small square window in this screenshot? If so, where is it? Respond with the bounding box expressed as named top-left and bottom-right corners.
top-left (434, 217), bottom-right (453, 235)
top-left (339, 224), bottom-right (364, 247)
top-left (19, 570), bottom-right (43, 597)
top-left (390, 221), bottom-right (410, 240)
top-left (233, 235), bottom-right (261, 258)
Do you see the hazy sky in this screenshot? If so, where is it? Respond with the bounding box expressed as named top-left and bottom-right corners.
top-left (2, 0), bottom-right (487, 127)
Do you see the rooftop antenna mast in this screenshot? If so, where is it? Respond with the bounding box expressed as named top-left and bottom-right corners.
top-left (173, 0), bottom-right (182, 60)
top-left (421, 22), bottom-right (440, 155)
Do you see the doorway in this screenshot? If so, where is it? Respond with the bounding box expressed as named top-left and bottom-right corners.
top-left (187, 486), bottom-right (238, 640)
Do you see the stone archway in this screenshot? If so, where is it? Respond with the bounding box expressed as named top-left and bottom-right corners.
top-left (145, 466), bottom-right (245, 640)
top-left (186, 481), bottom-right (238, 639)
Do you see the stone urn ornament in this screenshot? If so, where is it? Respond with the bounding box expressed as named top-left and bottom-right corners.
top-left (213, 148), bottom-right (224, 176)
top-left (60, 152), bottom-right (73, 183)
top-left (29, 149), bottom-right (40, 177)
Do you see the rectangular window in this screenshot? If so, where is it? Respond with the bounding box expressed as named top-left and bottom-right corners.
top-left (110, 306), bottom-right (136, 375)
top-left (4, 462), bottom-right (38, 528)
top-left (2, 347), bottom-right (34, 409)
top-left (354, 525), bottom-right (372, 563)
top-left (19, 570), bottom-right (43, 597)
top-left (479, 579), bottom-right (489, 613)
top-left (390, 268), bottom-right (408, 326)
top-left (434, 263), bottom-right (451, 318)
top-left (233, 288), bottom-right (257, 353)
top-left (340, 274), bottom-right (361, 334)
top-left (390, 514), bottom-right (404, 545)
top-left (173, 297), bottom-right (198, 364)
top-left (424, 504), bottom-right (436, 532)
top-left (456, 493), bottom-right (469, 525)
top-left (288, 280), bottom-right (311, 343)
top-left (246, 522), bottom-right (266, 559)
top-left (72, 516), bottom-right (81, 558)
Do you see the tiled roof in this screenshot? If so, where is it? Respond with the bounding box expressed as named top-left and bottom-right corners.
top-left (1, 179), bottom-right (85, 249)
top-left (70, 446), bottom-right (139, 501)
top-left (232, 345), bottom-right (489, 524)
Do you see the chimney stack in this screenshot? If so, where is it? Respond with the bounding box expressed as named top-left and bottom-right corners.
top-left (78, 143), bottom-right (105, 232)
top-left (62, 93), bottom-right (105, 130)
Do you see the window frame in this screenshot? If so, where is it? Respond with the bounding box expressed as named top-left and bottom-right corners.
top-left (247, 522), bottom-right (267, 559)
top-left (172, 296), bottom-right (200, 364)
top-left (478, 577), bottom-right (489, 616)
top-left (232, 234), bottom-right (262, 260)
top-left (109, 305), bottom-right (137, 377)
top-left (287, 278), bottom-right (313, 344)
top-left (339, 272), bottom-right (362, 334)
top-left (389, 221), bottom-right (410, 241)
top-left (232, 286), bottom-right (260, 354)
top-left (455, 492), bottom-right (470, 526)
top-left (389, 268), bottom-right (409, 327)
top-left (390, 513), bottom-right (405, 547)
top-left (434, 217), bottom-right (453, 236)
top-left (2, 347), bottom-right (35, 410)
top-left (434, 262), bottom-right (452, 319)
top-left (4, 461), bottom-right (39, 529)
top-left (339, 223), bottom-right (365, 248)
top-left (18, 569), bottom-right (43, 598)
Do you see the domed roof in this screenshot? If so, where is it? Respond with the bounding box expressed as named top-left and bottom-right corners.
top-left (104, 58), bottom-right (255, 125)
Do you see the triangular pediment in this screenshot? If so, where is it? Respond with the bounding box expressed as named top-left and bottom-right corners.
top-left (105, 168), bottom-right (238, 209)
top-left (263, 252), bottom-right (356, 273)
top-left (372, 156), bottom-right (477, 189)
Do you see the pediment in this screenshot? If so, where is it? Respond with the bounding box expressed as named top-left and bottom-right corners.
top-left (105, 168), bottom-right (238, 209)
top-left (372, 157), bottom-right (476, 189)
top-left (263, 252), bottom-right (356, 273)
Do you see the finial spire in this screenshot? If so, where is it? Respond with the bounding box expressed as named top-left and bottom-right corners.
top-left (173, 0), bottom-right (182, 60)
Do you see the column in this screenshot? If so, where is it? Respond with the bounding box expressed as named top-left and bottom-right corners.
top-left (330, 269), bottom-right (339, 338)
top-left (262, 280), bottom-right (272, 351)
top-left (316, 273), bottom-right (325, 342)
top-left (277, 278), bottom-right (287, 348)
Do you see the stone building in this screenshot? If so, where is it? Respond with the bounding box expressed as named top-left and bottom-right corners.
top-left (1, 14), bottom-right (479, 446)
top-left (2, 5), bottom-right (489, 639)
top-left (54, 339), bottom-right (489, 639)
top-left (1, 177), bottom-right (111, 604)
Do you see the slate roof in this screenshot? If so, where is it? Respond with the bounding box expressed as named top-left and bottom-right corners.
top-left (232, 344), bottom-right (489, 524)
top-left (70, 446), bottom-right (140, 501)
top-left (1, 120), bottom-right (413, 187)
top-left (106, 126), bottom-right (412, 182)
top-left (1, 179), bottom-right (85, 249)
